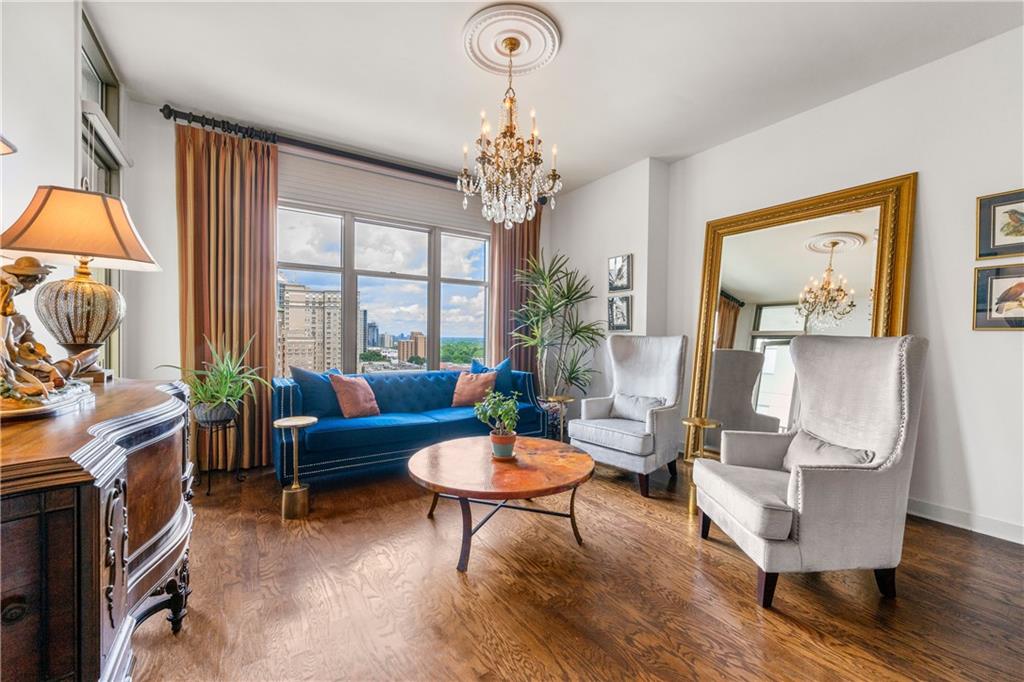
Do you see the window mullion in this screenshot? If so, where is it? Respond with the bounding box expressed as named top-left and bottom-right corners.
top-left (428, 227), bottom-right (441, 370)
top-left (342, 211), bottom-right (357, 373)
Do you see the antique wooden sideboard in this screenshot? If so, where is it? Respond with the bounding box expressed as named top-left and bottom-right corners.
top-left (1, 380), bottom-right (194, 681)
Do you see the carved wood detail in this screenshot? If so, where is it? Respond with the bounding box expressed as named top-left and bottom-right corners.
top-left (1, 381), bottom-right (193, 681)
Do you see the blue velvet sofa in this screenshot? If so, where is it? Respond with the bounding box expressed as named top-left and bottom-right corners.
top-left (271, 369), bottom-right (547, 486)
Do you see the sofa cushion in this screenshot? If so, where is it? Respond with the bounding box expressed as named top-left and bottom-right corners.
top-left (303, 413), bottom-right (439, 452)
top-left (290, 366), bottom-right (342, 418)
top-left (610, 393), bottom-right (665, 421)
top-left (567, 418), bottom-right (653, 455)
top-left (329, 375), bottom-right (380, 418)
top-left (782, 429), bottom-right (874, 473)
top-left (452, 371), bottom-right (495, 407)
top-left (362, 371), bottom-right (459, 413)
top-left (471, 357), bottom-right (513, 396)
top-left (693, 459), bottom-right (793, 540)
top-left (420, 406), bottom-right (490, 439)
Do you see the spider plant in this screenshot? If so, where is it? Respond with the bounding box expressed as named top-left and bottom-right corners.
top-left (159, 335), bottom-right (270, 419)
top-left (512, 252), bottom-right (605, 398)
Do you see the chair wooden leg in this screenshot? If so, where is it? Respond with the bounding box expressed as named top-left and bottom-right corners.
top-left (666, 459), bottom-right (678, 478)
top-left (757, 568), bottom-right (778, 608)
top-left (637, 473), bottom-right (650, 497)
top-left (698, 508), bottom-right (711, 539)
top-left (874, 568), bottom-right (897, 598)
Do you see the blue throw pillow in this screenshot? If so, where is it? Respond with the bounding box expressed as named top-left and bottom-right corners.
top-left (471, 357), bottom-right (513, 396)
top-left (289, 366), bottom-right (342, 418)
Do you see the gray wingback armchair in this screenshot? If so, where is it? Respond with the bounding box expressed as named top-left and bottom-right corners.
top-left (694, 335), bottom-right (928, 608)
top-left (704, 349), bottom-right (781, 452)
top-left (568, 335), bottom-right (687, 497)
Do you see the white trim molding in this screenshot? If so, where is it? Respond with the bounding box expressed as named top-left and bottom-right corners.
top-left (908, 498), bottom-right (1023, 545)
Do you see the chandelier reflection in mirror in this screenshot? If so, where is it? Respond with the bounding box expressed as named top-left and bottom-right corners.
top-left (458, 37), bottom-right (562, 230)
top-left (797, 240), bottom-right (856, 329)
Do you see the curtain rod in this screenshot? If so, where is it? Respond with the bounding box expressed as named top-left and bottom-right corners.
top-left (159, 104), bottom-right (458, 184)
top-left (719, 290), bottom-right (746, 307)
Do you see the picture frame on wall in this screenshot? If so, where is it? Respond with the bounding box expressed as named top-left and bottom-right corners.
top-left (608, 295), bottom-right (632, 332)
top-left (976, 188), bottom-right (1024, 259)
top-left (973, 264), bottom-right (1024, 330)
top-left (608, 254), bottom-right (632, 292)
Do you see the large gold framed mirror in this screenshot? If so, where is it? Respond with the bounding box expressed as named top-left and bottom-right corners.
top-left (686, 173), bottom-right (916, 457)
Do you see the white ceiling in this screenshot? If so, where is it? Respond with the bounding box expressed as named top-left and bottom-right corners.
top-left (719, 208), bottom-right (881, 303)
top-left (86, 2), bottom-right (1022, 191)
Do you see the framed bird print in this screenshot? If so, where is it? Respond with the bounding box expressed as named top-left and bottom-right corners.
top-left (976, 188), bottom-right (1024, 259)
top-left (974, 264), bottom-right (1024, 330)
top-left (608, 294), bottom-right (632, 331)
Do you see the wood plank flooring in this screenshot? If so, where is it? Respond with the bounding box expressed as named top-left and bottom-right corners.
top-left (133, 462), bottom-right (1023, 681)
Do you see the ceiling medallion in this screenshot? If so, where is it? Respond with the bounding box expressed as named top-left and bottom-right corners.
top-left (803, 231), bottom-right (866, 254)
top-left (462, 4), bottom-right (560, 76)
top-left (458, 9), bottom-right (563, 230)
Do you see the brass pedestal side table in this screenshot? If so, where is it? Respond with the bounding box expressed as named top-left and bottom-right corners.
top-left (682, 416), bottom-right (721, 516)
top-left (543, 394), bottom-right (575, 442)
top-left (274, 415), bottom-right (317, 520)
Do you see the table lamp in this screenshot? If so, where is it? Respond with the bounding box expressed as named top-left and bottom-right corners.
top-left (1, 185), bottom-right (160, 371)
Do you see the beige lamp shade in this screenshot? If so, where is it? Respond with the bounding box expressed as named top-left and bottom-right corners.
top-left (1, 186), bottom-right (160, 271)
top-left (0, 135), bottom-right (16, 155)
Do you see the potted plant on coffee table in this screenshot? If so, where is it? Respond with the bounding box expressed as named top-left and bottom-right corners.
top-left (474, 389), bottom-right (521, 459)
top-left (160, 335), bottom-right (270, 426)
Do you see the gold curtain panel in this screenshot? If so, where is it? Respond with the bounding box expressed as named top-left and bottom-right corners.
top-left (175, 125), bottom-right (278, 470)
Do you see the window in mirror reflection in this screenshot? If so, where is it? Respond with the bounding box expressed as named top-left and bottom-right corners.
top-left (754, 304), bottom-right (805, 332)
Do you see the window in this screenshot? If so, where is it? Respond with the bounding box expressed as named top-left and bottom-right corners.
top-left (81, 11), bottom-right (124, 374)
top-left (754, 304), bottom-right (804, 333)
top-left (749, 303), bottom-right (804, 431)
top-left (440, 234), bottom-right (488, 370)
top-left (81, 13), bottom-right (119, 129)
top-left (276, 207), bottom-right (344, 375)
top-left (275, 206), bottom-right (489, 375)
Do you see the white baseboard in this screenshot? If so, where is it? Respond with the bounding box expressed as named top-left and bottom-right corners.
top-left (907, 498), bottom-right (1023, 544)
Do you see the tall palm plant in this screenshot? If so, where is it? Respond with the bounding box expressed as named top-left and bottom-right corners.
top-left (512, 252), bottom-right (605, 398)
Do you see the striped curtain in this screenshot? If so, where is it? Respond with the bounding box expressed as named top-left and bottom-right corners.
top-left (487, 206), bottom-right (542, 377)
top-left (175, 125), bottom-right (278, 470)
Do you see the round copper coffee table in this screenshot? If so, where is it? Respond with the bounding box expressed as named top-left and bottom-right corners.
top-left (407, 436), bottom-right (594, 572)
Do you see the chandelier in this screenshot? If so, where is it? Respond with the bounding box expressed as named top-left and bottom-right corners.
top-left (797, 240), bottom-right (856, 329)
top-left (458, 37), bottom-right (562, 230)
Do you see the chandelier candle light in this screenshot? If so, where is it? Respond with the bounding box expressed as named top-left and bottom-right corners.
top-left (797, 240), bottom-right (856, 329)
top-left (458, 36), bottom-right (562, 230)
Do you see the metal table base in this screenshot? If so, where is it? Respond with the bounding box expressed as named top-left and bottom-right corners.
top-left (427, 488), bottom-right (583, 572)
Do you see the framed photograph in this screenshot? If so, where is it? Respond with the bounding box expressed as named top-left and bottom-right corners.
top-left (608, 254), bottom-right (632, 292)
top-left (974, 264), bottom-right (1024, 330)
top-left (977, 188), bottom-right (1024, 259)
top-left (608, 295), bottom-right (632, 332)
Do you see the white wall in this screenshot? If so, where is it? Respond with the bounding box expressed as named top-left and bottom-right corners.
top-left (120, 97), bottom-right (180, 379)
top-left (546, 158), bottom-right (669, 402)
top-left (1, 1), bottom-right (80, 354)
top-left (666, 28), bottom-right (1024, 542)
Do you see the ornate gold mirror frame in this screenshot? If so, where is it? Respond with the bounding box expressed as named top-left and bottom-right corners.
top-left (685, 173), bottom-right (917, 456)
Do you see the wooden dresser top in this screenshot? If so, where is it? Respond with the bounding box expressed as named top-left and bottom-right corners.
top-left (1, 380), bottom-right (183, 493)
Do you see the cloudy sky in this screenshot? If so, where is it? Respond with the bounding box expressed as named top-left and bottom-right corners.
top-left (278, 208), bottom-right (487, 338)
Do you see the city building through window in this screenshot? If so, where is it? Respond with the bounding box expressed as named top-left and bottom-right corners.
top-left (276, 205), bottom-right (488, 375)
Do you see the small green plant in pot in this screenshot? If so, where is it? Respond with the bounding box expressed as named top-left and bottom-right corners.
top-left (159, 335), bottom-right (270, 426)
top-left (474, 389), bottom-right (521, 459)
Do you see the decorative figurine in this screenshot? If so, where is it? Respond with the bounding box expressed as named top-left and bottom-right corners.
top-left (1, 257), bottom-right (96, 418)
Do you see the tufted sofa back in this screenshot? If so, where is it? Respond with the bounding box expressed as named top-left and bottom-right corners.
top-left (362, 370), bottom-right (460, 413)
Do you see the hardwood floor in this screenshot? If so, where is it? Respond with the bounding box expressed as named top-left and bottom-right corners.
top-left (133, 462), bottom-right (1023, 681)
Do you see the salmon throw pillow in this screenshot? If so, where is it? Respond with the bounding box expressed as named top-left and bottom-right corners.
top-left (329, 374), bottom-right (380, 418)
top-left (452, 371), bottom-right (497, 407)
